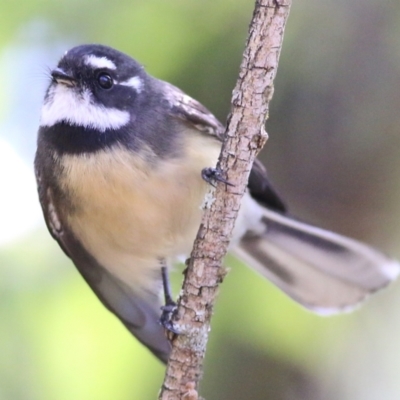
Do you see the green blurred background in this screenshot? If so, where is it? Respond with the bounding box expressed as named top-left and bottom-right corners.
top-left (1, 0), bottom-right (400, 399)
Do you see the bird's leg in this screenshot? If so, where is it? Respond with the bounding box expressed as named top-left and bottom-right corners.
top-left (159, 260), bottom-right (180, 335)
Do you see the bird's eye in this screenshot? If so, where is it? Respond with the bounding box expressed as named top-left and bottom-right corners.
top-left (97, 73), bottom-right (113, 89)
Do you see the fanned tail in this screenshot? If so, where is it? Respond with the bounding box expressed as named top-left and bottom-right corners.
top-left (234, 208), bottom-right (399, 315)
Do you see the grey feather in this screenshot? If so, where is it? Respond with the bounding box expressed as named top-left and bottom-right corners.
top-left (61, 227), bottom-right (171, 362)
top-left (36, 178), bottom-right (171, 362)
top-left (235, 207), bottom-right (399, 314)
top-left (161, 80), bottom-right (225, 140)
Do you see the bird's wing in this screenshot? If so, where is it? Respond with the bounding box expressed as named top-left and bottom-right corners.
top-left (161, 80), bottom-right (287, 212)
top-left (247, 159), bottom-right (287, 213)
top-left (161, 81), bottom-right (226, 140)
top-left (35, 170), bottom-right (171, 363)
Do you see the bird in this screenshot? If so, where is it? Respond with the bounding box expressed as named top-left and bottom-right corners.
top-left (35, 44), bottom-right (399, 363)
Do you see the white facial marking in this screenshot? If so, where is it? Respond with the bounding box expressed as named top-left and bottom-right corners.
top-left (84, 55), bottom-right (117, 70)
top-left (119, 76), bottom-right (143, 92)
top-left (40, 84), bottom-right (129, 132)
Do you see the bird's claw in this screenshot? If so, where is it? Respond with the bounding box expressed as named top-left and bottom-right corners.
top-left (201, 167), bottom-right (234, 187)
top-left (160, 302), bottom-right (181, 335)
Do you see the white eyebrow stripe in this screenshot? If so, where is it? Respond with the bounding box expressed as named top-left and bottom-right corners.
top-left (119, 76), bottom-right (143, 92)
top-left (40, 85), bottom-right (129, 132)
top-left (84, 55), bottom-right (117, 70)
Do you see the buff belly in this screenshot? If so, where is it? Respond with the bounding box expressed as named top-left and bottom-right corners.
top-left (57, 137), bottom-right (220, 291)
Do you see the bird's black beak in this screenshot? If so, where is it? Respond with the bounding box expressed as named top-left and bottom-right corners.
top-left (51, 68), bottom-right (76, 87)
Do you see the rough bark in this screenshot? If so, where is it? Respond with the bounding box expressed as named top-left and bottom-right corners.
top-left (158, 1), bottom-right (292, 398)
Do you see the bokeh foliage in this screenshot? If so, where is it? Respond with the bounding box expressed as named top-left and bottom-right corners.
top-left (1, 0), bottom-right (400, 399)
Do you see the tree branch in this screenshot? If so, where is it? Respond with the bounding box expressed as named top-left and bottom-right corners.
top-left (158, 1), bottom-right (292, 398)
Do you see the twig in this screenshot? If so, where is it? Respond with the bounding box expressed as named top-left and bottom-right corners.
top-left (158, 1), bottom-right (292, 398)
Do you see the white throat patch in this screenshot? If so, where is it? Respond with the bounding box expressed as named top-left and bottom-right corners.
top-left (40, 84), bottom-right (130, 132)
